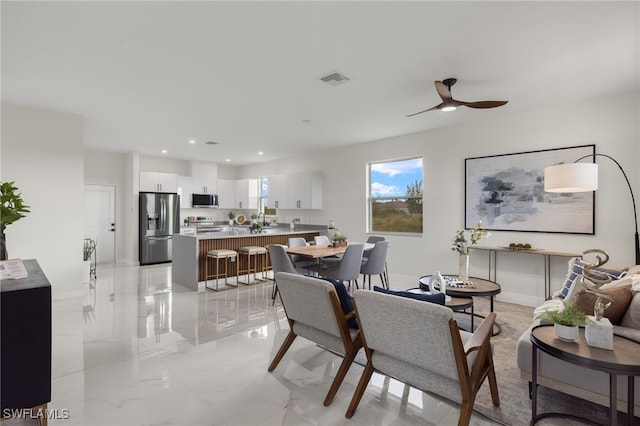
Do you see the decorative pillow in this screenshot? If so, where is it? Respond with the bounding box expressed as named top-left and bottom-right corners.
top-left (373, 286), bottom-right (445, 305)
top-left (620, 292), bottom-right (640, 330)
top-left (568, 284), bottom-right (633, 325)
top-left (557, 258), bottom-right (627, 300)
top-left (317, 277), bottom-right (358, 329)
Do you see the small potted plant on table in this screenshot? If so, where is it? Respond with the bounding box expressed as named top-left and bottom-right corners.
top-left (228, 211), bottom-right (235, 225)
top-left (537, 302), bottom-right (588, 342)
top-left (332, 232), bottom-right (347, 248)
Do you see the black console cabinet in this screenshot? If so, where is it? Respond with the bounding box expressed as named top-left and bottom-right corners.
top-left (1, 259), bottom-right (52, 412)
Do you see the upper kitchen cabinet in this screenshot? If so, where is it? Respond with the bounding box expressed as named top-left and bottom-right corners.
top-left (289, 171), bottom-right (323, 209)
top-left (140, 171), bottom-right (178, 193)
top-left (177, 176), bottom-right (193, 209)
top-left (234, 179), bottom-right (259, 210)
top-left (267, 174), bottom-right (288, 209)
top-left (217, 179), bottom-right (235, 209)
top-left (190, 161), bottom-right (218, 194)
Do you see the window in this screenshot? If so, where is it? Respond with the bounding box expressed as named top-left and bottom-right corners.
top-left (368, 158), bottom-right (423, 234)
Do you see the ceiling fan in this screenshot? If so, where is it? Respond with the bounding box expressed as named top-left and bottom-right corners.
top-left (407, 78), bottom-right (508, 117)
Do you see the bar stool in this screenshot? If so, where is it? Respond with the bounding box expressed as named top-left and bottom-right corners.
top-left (205, 249), bottom-right (239, 291)
top-left (238, 246), bottom-right (268, 285)
top-left (262, 245), bottom-right (274, 280)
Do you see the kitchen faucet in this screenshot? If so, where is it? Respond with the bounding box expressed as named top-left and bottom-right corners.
top-left (257, 212), bottom-right (267, 226)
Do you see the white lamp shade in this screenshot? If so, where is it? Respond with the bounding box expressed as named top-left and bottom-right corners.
top-left (544, 163), bottom-right (598, 193)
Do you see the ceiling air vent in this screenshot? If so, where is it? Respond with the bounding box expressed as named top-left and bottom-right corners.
top-left (320, 72), bottom-right (350, 86)
top-left (204, 141), bottom-right (219, 145)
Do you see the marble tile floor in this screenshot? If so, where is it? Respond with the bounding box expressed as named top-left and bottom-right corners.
top-left (11, 263), bottom-right (504, 426)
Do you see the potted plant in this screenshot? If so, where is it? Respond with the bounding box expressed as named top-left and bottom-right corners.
top-left (537, 303), bottom-right (588, 341)
top-left (250, 213), bottom-right (258, 224)
top-left (228, 211), bottom-right (235, 225)
top-left (0, 181), bottom-right (30, 260)
top-left (451, 221), bottom-right (490, 282)
top-left (332, 232), bottom-right (347, 248)
top-left (83, 239), bottom-right (96, 283)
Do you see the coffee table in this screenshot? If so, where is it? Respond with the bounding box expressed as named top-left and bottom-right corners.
top-left (418, 275), bottom-right (501, 335)
top-left (531, 324), bottom-right (640, 425)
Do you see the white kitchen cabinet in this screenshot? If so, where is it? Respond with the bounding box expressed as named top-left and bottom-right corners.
top-left (190, 161), bottom-right (218, 194)
top-left (234, 179), bottom-right (259, 210)
top-left (216, 179), bottom-right (235, 209)
top-left (288, 171), bottom-right (323, 209)
top-left (267, 174), bottom-right (289, 209)
top-left (139, 171), bottom-right (178, 193)
top-left (177, 176), bottom-right (193, 209)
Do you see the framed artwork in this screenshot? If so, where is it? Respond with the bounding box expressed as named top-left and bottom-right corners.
top-left (465, 145), bottom-right (595, 234)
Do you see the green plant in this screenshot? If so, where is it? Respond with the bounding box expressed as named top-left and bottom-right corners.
top-left (1, 181), bottom-right (30, 229)
top-left (333, 232), bottom-right (347, 242)
top-left (250, 213), bottom-right (258, 220)
top-left (537, 303), bottom-right (588, 327)
top-left (451, 221), bottom-right (490, 254)
top-left (228, 211), bottom-right (235, 219)
top-left (83, 239), bottom-right (96, 261)
top-left (1, 181), bottom-right (30, 260)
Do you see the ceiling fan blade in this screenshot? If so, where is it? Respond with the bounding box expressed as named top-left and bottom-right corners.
top-left (459, 100), bottom-right (508, 109)
top-left (434, 81), bottom-right (453, 101)
top-left (406, 104), bottom-right (441, 117)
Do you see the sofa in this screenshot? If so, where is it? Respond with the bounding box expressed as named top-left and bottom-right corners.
top-left (517, 260), bottom-right (640, 413)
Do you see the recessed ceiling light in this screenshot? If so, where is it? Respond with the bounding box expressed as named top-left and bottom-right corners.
top-left (189, 139), bottom-right (196, 144)
top-left (162, 149), bottom-right (167, 154)
top-left (258, 151), bottom-right (263, 155)
top-left (225, 158), bottom-right (231, 162)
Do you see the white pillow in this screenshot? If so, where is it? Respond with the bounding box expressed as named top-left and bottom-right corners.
top-left (533, 299), bottom-right (565, 321)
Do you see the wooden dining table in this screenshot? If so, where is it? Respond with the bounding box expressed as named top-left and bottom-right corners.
top-left (285, 242), bottom-right (374, 259)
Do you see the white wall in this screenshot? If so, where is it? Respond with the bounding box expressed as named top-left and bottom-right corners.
top-left (1, 104), bottom-right (85, 299)
top-left (240, 92), bottom-right (639, 306)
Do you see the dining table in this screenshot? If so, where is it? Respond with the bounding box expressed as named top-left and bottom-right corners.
top-left (285, 241), bottom-right (374, 259)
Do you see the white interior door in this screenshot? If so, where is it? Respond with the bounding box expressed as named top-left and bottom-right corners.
top-left (85, 185), bottom-right (116, 264)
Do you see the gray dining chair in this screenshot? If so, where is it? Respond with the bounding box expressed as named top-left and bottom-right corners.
top-left (360, 241), bottom-right (389, 290)
top-left (287, 237), bottom-right (308, 267)
top-left (268, 244), bottom-right (305, 303)
top-left (314, 235), bottom-right (332, 246)
top-left (365, 236), bottom-right (388, 285)
top-left (319, 244), bottom-right (364, 291)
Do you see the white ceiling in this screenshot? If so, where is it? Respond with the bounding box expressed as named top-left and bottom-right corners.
top-left (2, 1), bottom-right (638, 165)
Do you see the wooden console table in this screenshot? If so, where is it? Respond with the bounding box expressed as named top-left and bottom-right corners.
top-left (469, 246), bottom-right (581, 300)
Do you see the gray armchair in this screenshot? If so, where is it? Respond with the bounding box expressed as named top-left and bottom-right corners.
top-left (268, 272), bottom-right (362, 407)
top-left (346, 290), bottom-right (499, 425)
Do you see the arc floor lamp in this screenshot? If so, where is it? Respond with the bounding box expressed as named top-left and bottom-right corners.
top-left (544, 153), bottom-right (639, 265)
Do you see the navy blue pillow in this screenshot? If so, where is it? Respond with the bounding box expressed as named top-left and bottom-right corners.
top-left (373, 286), bottom-right (445, 305)
top-left (315, 277), bottom-right (358, 329)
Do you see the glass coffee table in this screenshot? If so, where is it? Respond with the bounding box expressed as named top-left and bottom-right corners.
top-left (418, 275), bottom-right (502, 335)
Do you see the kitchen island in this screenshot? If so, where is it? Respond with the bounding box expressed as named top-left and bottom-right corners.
top-left (172, 229), bottom-right (320, 291)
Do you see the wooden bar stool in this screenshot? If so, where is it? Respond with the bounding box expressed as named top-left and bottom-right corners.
top-left (205, 249), bottom-right (239, 291)
top-left (238, 246), bottom-right (268, 285)
top-left (263, 245), bottom-right (273, 280)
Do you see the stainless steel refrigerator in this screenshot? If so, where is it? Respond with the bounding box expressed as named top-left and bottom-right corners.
top-left (139, 192), bottom-right (180, 265)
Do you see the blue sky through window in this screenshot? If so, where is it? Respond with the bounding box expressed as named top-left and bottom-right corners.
top-left (370, 158), bottom-right (423, 197)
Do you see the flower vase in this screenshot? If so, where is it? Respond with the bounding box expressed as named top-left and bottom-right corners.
top-left (83, 260), bottom-right (92, 283)
top-left (458, 253), bottom-right (469, 283)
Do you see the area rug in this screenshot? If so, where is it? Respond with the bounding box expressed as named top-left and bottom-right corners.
top-left (468, 299), bottom-right (638, 425)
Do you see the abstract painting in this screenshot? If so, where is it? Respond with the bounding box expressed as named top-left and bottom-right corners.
top-left (465, 145), bottom-right (595, 234)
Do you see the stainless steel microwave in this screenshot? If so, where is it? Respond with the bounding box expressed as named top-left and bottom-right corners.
top-left (192, 193), bottom-right (218, 208)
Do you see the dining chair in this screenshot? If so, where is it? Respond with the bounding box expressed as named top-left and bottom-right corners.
top-left (319, 244), bottom-right (364, 291)
top-left (287, 237), bottom-right (308, 267)
top-left (269, 272), bottom-right (362, 407)
top-left (365, 236), bottom-right (388, 284)
top-left (360, 241), bottom-right (389, 290)
top-left (346, 290), bottom-right (499, 424)
top-left (314, 235), bottom-right (331, 246)
top-left (268, 244), bottom-right (304, 303)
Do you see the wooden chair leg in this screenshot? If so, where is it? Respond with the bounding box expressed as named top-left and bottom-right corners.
top-left (458, 400), bottom-right (474, 426)
top-left (345, 362), bottom-right (375, 418)
top-left (323, 348), bottom-right (358, 406)
top-left (487, 355), bottom-right (500, 406)
top-left (268, 330), bottom-right (297, 372)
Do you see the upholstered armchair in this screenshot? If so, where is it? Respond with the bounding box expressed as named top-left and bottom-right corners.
top-left (346, 289), bottom-right (499, 425)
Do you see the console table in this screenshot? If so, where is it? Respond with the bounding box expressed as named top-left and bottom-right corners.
top-left (531, 325), bottom-right (640, 425)
top-left (470, 246), bottom-right (581, 300)
top-left (1, 259), bottom-right (52, 423)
